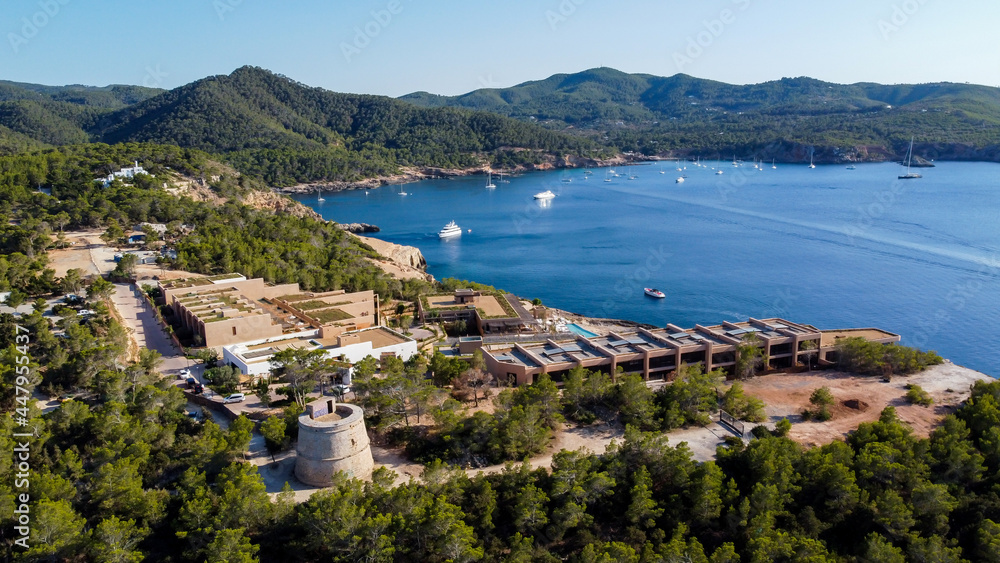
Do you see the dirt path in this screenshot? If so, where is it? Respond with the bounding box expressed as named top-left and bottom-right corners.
top-left (47, 230), bottom-right (110, 277)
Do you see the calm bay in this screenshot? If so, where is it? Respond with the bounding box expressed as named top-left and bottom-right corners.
top-left (294, 161), bottom-right (1000, 376)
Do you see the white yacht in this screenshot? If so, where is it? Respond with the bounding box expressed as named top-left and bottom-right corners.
top-left (675, 176), bottom-right (685, 183)
top-left (438, 221), bottom-right (462, 239)
top-left (533, 190), bottom-right (556, 200)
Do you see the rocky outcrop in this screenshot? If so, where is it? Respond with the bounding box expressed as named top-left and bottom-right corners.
top-left (338, 223), bottom-right (380, 233)
top-left (240, 190), bottom-right (322, 219)
top-left (351, 233), bottom-right (431, 281)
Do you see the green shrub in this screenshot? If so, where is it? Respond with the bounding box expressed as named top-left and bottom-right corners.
top-left (905, 384), bottom-right (934, 407)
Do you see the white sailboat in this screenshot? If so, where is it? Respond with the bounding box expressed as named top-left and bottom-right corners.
top-left (485, 171), bottom-right (496, 189)
top-left (771, 159), bottom-right (777, 170)
top-left (808, 154), bottom-right (816, 169)
top-left (898, 137), bottom-right (922, 179)
top-left (317, 189), bottom-right (325, 202)
top-left (397, 184), bottom-right (408, 196)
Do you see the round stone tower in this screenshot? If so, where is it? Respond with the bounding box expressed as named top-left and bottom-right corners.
top-left (295, 400), bottom-right (374, 487)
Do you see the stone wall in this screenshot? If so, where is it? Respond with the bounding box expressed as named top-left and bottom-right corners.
top-left (295, 402), bottom-right (374, 486)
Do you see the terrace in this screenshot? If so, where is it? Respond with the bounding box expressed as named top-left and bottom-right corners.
top-left (523, 340), bottom-right (606, 365)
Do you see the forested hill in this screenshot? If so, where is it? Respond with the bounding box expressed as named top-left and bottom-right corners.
top-left (0, 81), bottom-right (165, 150)
top-left (0, 67), bottom-right (603, 186)
top-left (402, 67), bottom-right (1000, 162)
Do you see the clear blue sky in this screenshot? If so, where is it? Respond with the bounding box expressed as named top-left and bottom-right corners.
top-left (3, 0), bottom-right (998, 96)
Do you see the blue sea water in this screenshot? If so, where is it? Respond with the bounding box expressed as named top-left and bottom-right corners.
top-left (294, 161), bottom-right (1000, 376)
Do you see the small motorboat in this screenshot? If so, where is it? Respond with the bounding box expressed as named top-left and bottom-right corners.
top-left (644, 288), bottom-right (666, 299)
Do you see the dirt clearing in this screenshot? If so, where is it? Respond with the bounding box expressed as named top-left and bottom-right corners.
top-left (738, 362), bottom-right (992, 448)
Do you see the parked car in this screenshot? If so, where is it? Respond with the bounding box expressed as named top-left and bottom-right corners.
top-left (192, 384), bottom-right (204, 395)
top-left (179, 368), bottom-right (192, 377)
top-left (222, 393), bottom-right (245, 404)
top-left (185, 377), bottom-right (197, 389)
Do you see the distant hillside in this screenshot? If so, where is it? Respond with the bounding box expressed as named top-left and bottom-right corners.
top-left (0, 80), bottom-right (164, 108)
top-left (0, 80), bottom-right (164, 154)
top-left (0, 67), bottom-right (603, 186)
top-left (402, 68), bottom-right (1000, 163)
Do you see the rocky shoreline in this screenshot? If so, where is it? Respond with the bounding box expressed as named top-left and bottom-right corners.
top-left (276, 157), bottom-right (631, 194)
top-left (338, 223), bottom-right (380, 233)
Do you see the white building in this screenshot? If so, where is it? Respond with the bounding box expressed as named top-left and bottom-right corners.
top-left (222, 326), bottom-right (419, 384)
top-left (96, 161), bottom-right (150, 187)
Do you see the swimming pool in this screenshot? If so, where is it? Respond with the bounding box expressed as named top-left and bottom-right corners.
top-left (566, 323), bottom-right (598, 338)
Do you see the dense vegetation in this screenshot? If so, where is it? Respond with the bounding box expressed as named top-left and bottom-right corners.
top-left (346, 360), bottom-right (764, 469)
top-left (835, 337), bottom-right (944, 377)
top-left (0, 67), bottom-right (605, 186)
top-left (6, 322), bottom-right (1000, 563)
top-left (0, 143), bottom-right (411, 303)
top-left (403, 67), bottom-right (1000, 160)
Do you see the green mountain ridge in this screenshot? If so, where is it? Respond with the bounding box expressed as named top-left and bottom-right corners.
top-left (401, 67), bottom-right (1000, 162)
top-left (0, 67), bottom-right (602, 185)
top-left (3, 66), bottom-right (1000, 175)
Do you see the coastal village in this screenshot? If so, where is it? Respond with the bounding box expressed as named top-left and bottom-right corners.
top-left (5, 2), bottom-right (1000, 557)
top-left (32, 208), bottom-right (992, 500)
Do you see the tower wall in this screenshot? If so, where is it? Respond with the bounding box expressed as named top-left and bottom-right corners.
top-left (295, 402), bottom-right (373, 486)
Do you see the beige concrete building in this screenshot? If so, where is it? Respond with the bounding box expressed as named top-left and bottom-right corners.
top-left (482, 317), bottom-right (900, 386)
top-left (417, 289), bottom-right (536, 335)
top-left (160, 275), bottom-right (379, 348)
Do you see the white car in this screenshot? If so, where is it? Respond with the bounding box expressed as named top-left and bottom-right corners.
top-left (222, 393), bottom-right (245, 404)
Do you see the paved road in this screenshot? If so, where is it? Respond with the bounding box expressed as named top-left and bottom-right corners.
top-left (111, 283), bottom-right (196, 378)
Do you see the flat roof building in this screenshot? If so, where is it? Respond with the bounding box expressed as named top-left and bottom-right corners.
top-left (417, 289), bottom-right (537, 336)
top-left (222, 326), bottom-right (418, 383)
top-left (483, 318), bottom-right (900, 386)
top-left (160, 275), bottom-right (379, 348)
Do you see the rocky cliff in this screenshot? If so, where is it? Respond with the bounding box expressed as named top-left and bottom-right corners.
top-left (351, 233), bottom-right (431, 281)
top-left (240, 190), bottom-right (322, 219)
